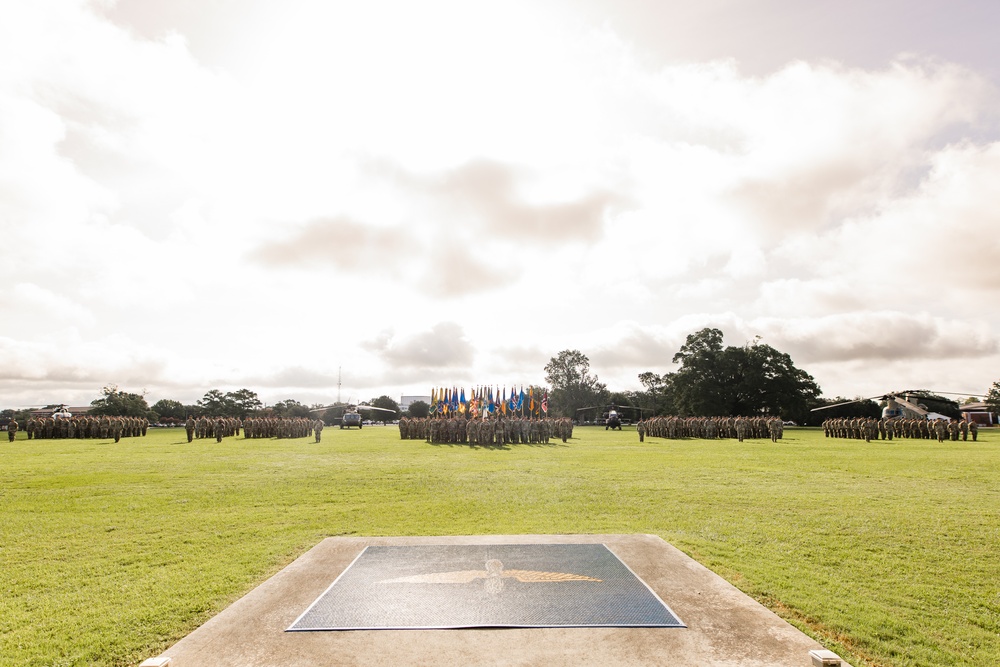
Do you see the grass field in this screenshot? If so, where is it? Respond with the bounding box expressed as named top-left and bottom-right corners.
top-left (1, 425), bottom-right (998, 666)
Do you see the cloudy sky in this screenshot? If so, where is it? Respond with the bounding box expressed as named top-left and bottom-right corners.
top-left (3, 0), bottom-right (999, 410)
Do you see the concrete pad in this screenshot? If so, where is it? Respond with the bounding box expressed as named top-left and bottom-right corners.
top-left (158, 535), bottom-right (833, 666)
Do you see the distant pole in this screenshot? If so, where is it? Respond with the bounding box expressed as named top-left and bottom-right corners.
top-left (337, 366), bottom-right (342, 404)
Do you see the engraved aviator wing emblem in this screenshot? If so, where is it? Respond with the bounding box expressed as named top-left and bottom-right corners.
top-left (379, 558), bottom-right (602, 595)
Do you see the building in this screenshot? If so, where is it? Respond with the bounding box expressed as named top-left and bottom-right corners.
top-left (399, 395), bottom-right (431, 414)
top-left (960, 402), bottom-right (997, 426)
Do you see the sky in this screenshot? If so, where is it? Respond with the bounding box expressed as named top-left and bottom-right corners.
top-left (2, 0), bottom-right (1000, 410)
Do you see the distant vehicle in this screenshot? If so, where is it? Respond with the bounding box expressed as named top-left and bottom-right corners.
top-left (782, 421), bottom-right (797, 426)
top-left (341, 411), bottom-right (363, 429)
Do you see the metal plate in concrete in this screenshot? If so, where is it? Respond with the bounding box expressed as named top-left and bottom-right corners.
top-left (288, 544), bottom-right (683, 630)
top-left (156, 535), bottom-right (831, 666)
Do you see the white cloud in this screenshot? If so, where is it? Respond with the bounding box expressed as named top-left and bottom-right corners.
top-left (1, 1), bottom-right (999, 406)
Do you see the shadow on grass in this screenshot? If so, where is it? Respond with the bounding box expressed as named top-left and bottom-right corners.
top-left (426, 441), bottom-right (569, 450)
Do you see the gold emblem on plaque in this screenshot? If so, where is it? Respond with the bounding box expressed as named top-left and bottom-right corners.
top-left (379, 558), bottom-right (601, 595)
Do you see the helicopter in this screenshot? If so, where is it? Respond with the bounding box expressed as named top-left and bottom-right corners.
top-left (309, 402), bottom-right (398, 429)
top-left (25, 404), bottom-right (75, 420)
top-left (575, 404), bottom-right (646, 429)
top-left (811, 390), bottom-right (972, 420)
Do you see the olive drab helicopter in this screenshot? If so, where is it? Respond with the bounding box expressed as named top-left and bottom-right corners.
top-left (575, 404), bottom-right (646, 430)
top-left (309, 402), bottom-right (397, 429)
top-left (811, 390), bottom-right (974, 420)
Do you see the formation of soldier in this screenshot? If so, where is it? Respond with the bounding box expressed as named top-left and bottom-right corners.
top-left (823, 417), bottom-right (978, 443)
top-left (184, 415), bottom-right (323, 442)
top-left (23, 415), bottom-right (149, 442)
top-left (398, 415), bottom-right (574, 445)
top-left (638, 416), bottom-right (785, 442)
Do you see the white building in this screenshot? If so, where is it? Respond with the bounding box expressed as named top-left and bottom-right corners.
top-left (399, 395), bottom-right (431, 413)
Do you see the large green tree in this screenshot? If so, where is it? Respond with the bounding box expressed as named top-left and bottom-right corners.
top-left (197, 389), bottom-right (233, 416)
top-left (407, 400), bottom-right (430, 418)
top-left (90, 385), bottom-right (155, 419)
top-left (270, 399), bottom-right (311, 418)
top-left (637, 371), bottom-right (675, 416)
top-left (669, 328), bottom-right (732, 416)
top-left (668, 328), bottom-right (821, 420)
top-left (150, 399), bottom-right (186, 422)
top-left (983, 380), bottom-right (1000, 417)
top-left (368, 395), bottom-right (401, 422)
top-left (543, 349), bottom-right (608, 417)
top-left (228, 388), bottom-right (263, 417)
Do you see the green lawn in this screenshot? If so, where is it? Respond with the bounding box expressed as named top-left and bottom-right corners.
top-left (1, 426), bottom-right (998, 666)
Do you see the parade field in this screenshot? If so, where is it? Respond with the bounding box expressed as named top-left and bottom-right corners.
top-left (2, 426), bottom-right (998, 667)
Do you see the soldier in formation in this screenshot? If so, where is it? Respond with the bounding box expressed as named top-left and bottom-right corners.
top-left (640, 415), bottom-right (784, 441)
top-left (22, 415), bottom-right (149, 440)
top-left (397, 415), bottom-right (572, 446)
top-left (821, 416), bottom-right (973, 443)
top-left (240, 416), bottom-right (317, 439)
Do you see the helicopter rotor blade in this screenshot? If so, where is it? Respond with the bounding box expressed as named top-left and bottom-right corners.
top-left (890, 396), bottom-right (929, 415)
top-left (355, 405), bottom-right (397, 414)
top-left (810, 395), bottom-right (884, 412)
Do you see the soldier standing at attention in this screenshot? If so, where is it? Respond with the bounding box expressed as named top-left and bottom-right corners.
top-left (314, 418), bottom-right (324, 443)
top-left (7, 418), bottom-right (17, 442)
top-left (934, 419), bottom-right (947, 443)
top-left (636, 419), bottom-right (645, 443)
top-left (959, 419), bottom-right (969, 441)
top-left (185, 415), bottom-right (195, 443)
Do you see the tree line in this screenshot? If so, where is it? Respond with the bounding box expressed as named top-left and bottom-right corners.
top-left (0, 386), bottom-right (404, 428)
top-left (542, 327), bottom-right (992, 424)
top-left (544, 328), bottom-right (822, 424)
top-left (5, 330), bottom-right (999, 428)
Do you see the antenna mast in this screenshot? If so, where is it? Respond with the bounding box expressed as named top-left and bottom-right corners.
top-left (337, 366), bottom-right (342, 404)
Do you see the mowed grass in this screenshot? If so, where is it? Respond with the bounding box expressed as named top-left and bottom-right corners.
top-left (1, 426), bottom-right (998, 667)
